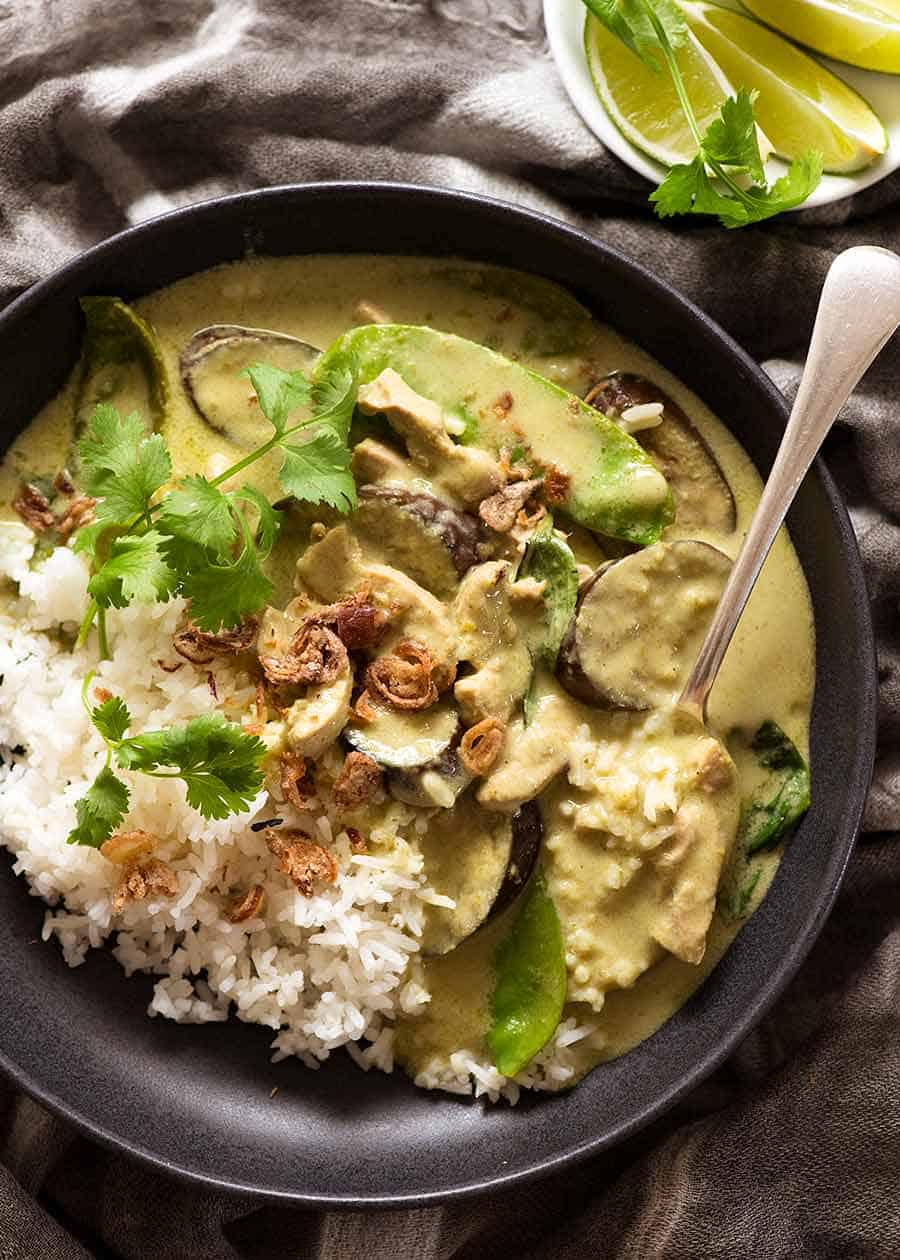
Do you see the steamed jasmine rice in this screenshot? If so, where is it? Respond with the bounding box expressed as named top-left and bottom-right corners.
top-left (0, 527), bottom-right (591, 1099)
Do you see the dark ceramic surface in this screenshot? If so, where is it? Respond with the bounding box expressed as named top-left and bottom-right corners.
top-left (0, 184), bottom-right (876, 1206)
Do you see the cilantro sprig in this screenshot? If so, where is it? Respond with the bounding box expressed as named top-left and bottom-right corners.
top-left (582, 0), bottom-right (823, 227)
top-left (74, 356), bottom-right (359, 651)
top-left (68, 677), bottom-right (266, 848)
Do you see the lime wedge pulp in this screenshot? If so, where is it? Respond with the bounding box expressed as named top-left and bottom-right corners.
top-left (742, 0), bottom-right (900, 75)
top-left (683, 1), bottom-right (887, 172)
top-left (584, 13), bottom-right (772, 168)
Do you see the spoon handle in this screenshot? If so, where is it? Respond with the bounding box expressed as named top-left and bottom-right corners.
top-left (680, 245), bottom-right (900, 720)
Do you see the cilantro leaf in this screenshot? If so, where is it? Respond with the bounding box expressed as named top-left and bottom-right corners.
top-left (583, 0), bottom-right (685, 70)
top-left (242, 363), bottom-right (312, 435)
top-left (280, 425), bottom-right (357, 513)
top-left (745, 151), bottom-right (825, 223)
top-left (701, 88), bottom-right (765, 183)
top-left (157, 483), bottom-right (280, 630)
top-left (650, 129), bottom-right (822, 229)
top-left (91, 696), bottom-right (131, 743)
top-left (78, 405), bottom-right (171, 522)
top-left (77, 405), bottom-right (145, 477)
top-left (578, 1), bottom-right (822, 226)
top-left (157, 476), bottom-right (236, 553)
top-left (231, 485), bottom-right (283, 557)
top-left (71, 519), bottom-right (119, 562)
top-left (650, 155), bottom-right (706, 219)
top-left (310, 353), bottom-right (360, 441)
top-left (652, 158), bottom-right (751, 227)
top-left (175, 535), bottom-right (273, 633)
top-left (67, 765), bottom-right (130, 847)
top-left (115, 713), bottom-right (265, 820)
top-left (743, 720), bottom-right (811, 853)
top-left (88, 530), bottom-right (176, 608)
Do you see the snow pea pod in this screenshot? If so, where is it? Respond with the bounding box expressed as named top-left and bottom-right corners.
top-left (487, 869), bottom-right (567, 1078)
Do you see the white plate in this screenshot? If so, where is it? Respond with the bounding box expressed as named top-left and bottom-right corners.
top-left (544, 0), bottom-right (900, 209)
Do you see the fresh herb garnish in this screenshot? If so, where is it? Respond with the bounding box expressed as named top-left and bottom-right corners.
top-left (742, 719), bottom-right (811, 855)
top-left (717, 720), bottom-right (810, 920)
top-left (721, 864), bottom-right (762, 921)
top-left (67, 678), bottom-right (266, 847)
top-left (581, 0), bottom-right (823, 226)
top-left (74, 356), bottom-right (359, 651)
top-left (69, 764), bottom-right (131, 850)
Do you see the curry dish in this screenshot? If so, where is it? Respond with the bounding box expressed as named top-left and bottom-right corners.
top-left (0, 256), bottom-right (813, 1098)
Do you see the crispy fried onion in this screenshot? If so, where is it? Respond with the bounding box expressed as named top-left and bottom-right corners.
top-left (265, 828), bottom-right (337, 896)
top-left (459, 716), bottom-right (506, 776)
top-left (310, 588), bottom-right (389, 651)
top-left (332, 751), bottom-right (382, 812)
top-left (228, 884), bottom-right (266, 923)
top-left (100, 829), bottom-right (157, 865)
top-left (174, 617), bottom-right (259, 665)
top-left (542, 465), bottom-right (571, 506)
top-left (478, 478), bottom-right (542, 533)
top-left (345, 826), bottom-right (367, 853)
top-left (12, 483), bottom-right (56, 531)
top-left (515, 501), bottom-right (546, 532)
top-left (53, 469), bottom-right (76, 497)
top-left (111, 857), bottom-right (178, 912)
top-left (366, 638), bottom-right (440, 711)
top-left (260, 623), bottom-right (349, 688)
top-left (351, 689), bottom-right (376, 723)
top-left (12, 481), bottom-right (96, 535)
top-left (280, 751), bottom-right (316, 810)
top-left (55, 496), bottom-right (97, 539)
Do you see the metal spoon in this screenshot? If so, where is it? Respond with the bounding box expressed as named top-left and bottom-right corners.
top-left (680, 245), bottom-right (900, 721)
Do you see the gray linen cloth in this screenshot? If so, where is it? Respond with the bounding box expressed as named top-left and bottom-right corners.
top-left (2, 1), bottom-right (900, 1255)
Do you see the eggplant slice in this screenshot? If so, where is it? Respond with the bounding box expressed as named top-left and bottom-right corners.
top-left (354, 484), bottom-right (483, 597)
top-left (587, 373), bottom-right (736, 533)
top-left (418, 797), bottom-right (543, 956)
top-left (180, 324), bottom-right (320, 448)
top-left (344, 699), bottom-right (459, 770)
top-left (558, 540), bottom-right (732, 710)
top-left (389, 746), bottom-right (472, 809)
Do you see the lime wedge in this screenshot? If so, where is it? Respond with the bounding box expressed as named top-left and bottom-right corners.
top-left (741, 0), bottom-right (900, 74)
top-left (683, 1), bottom-right (887, 172)
top-left (584, 14), bottom-right (772, 168)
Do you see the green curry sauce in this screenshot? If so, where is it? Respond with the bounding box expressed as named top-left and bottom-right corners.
top-left (0, 256), bottom-right (814, 1093)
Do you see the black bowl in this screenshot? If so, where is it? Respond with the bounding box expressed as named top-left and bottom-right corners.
top-left (0, 183), bottom-right (875, 1207)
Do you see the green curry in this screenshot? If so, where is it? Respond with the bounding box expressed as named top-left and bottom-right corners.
top-left (0, 255), bottom-right (814, 1092)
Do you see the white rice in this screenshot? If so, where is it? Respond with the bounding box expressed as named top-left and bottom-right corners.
top-left (0, 528), bottom-right (586, 1101)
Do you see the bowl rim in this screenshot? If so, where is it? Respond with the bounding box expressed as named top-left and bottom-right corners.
top-left (0, 181), bottom-right (877, 1207)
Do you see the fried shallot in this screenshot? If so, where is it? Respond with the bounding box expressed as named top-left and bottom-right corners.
top-left (173, 617), bottom-right (259, 665)
top-left (265, 828), bottom-right (337, 896)
top-left (260, 623), bottom-right (349, 689)
top-left (280, 751), bottom-right (316, 810)
top-left (54, 495), bottom-right (97, 539)
top-left (459, 716), bottom-right (506, 776)
top-left (100, 829), bottom-right (158, 865)
top-left (542, 465), bottom-right (571, 506)
top-left (478, 478), bottom-right (542, 533)
top-left (332, 751), bottom-right (382, 812)
top-left (228, 884), bottom-right (266, 923)
top-left (12, 483), bottom-right (55, 531)
top-left (112, 857), bottom-right (178, 912)
top-left (310, 588), bottom-right (389, 651)
top-left (365, 638), bottom-right (439, 711)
